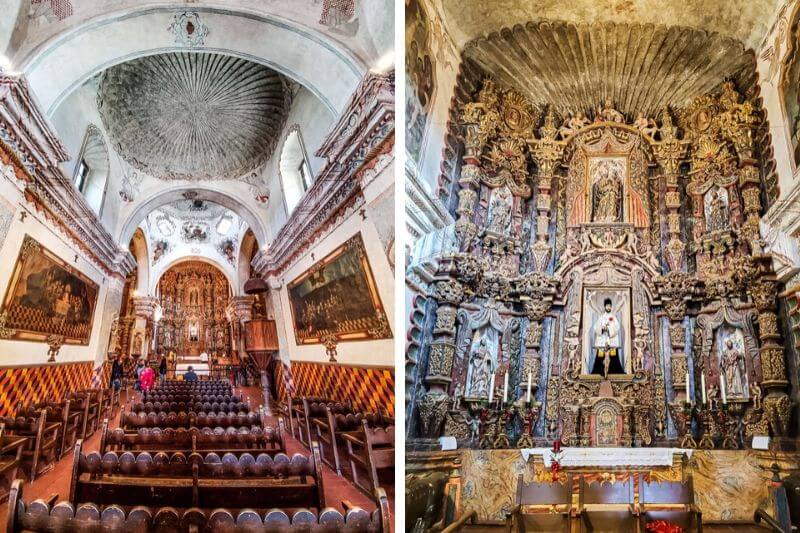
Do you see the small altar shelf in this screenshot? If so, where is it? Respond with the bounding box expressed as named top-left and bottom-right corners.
top-left (521, 447), bottom-right (692, 468)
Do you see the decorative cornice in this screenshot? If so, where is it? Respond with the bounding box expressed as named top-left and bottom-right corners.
top-left (253, 69), bottom-right (395, 277)
top-left (0, 72), bottom-right (135, 278)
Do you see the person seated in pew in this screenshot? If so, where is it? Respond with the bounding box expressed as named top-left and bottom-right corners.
top-left (183, 366), bottom-right (198, 382)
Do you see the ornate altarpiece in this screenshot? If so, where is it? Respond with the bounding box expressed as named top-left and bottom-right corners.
top-left (156, 261), bottom-right (231, 356)
top-left (414, 79), bottom-right (791, 450)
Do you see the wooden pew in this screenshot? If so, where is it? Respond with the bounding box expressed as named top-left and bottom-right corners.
top-left (0, 436), bottom-right (26, 502)
top-left (0, 411), bottom-right (60, 482)
top-left (99, 418), bottom-right (285, 454)
top-left (15, 399), bottom-right (81, 459)
top-left (577, 476), bottom-right (637, 532)
top-left (299, 399), bottom-right (352, 448)
top-left (67, 390), bottom-right (101, 440)
top-left (506, 474), bottom-right (575, 532)
top-left (638, 474), bottom-right (702, 532)
top-left (120, 409), bottom-right (266, 431)
top-left (313, 409), bottom-right (388, 476)
top-left (342, 421), bottom-right (394, 496)
top-left (67, 439), bottom-right (326, 512)
top-left (7, 479), bottom-right (391, 532)
top-left (131, 399), bottom-right (250, 413)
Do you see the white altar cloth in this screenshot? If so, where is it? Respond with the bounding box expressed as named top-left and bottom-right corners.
top-left (520, 447), bottom-right (692, 468)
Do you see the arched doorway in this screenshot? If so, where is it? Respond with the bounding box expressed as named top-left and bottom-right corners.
top-left (155, 261), bottom-right (232, 361)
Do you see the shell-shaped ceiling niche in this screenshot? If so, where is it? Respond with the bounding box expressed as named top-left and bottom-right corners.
top-left (463, 20), bottom-right (757, 118)
top-left (98, 52), bottom-right (291, 181)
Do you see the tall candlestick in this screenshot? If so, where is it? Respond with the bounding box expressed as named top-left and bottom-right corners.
top-left (503, 371), bottom-right (509, 404)
top-left (685, 372), bottom-right (691, 404)
top-left (720, 373), bottom-right (727, 404)
top-left (488, 372), bottom-right (495, 403)
top-left (526, 372), bottom-right (532, 403)
top-left (701, 373), bottom-right (707, 405)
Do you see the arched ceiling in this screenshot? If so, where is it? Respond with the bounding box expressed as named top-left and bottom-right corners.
top-left (98, 51), bottom-right (290, 181)
top-left (463, 20), bottom-right (757, 118)
top-left (440, 0), bottom-right (782, 50)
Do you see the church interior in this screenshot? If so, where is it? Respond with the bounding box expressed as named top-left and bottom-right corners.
top-left (406, 1), bottom-right (800, 531)
top-left (0, 1), bottom-right (395, 531)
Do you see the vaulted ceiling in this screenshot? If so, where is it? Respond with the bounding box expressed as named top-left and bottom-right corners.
top-left (98, 52), bottom-right (290, 181)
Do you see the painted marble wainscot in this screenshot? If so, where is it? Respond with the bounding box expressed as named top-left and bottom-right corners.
top-left (457, 449), bottom-right (796, 523)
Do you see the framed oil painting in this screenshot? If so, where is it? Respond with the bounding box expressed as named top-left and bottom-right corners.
top-left (288, 232), bottom-right (391, 344)
top-left (0, 235), bottom-right (99, 344)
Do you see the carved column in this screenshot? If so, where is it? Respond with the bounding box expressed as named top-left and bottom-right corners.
top-left (656, 273), bottom-right (694, 402)
top-left (749, 273), bottom-right (791, 436)
top-left (652, 108), bottom-right (689, 271)
top-left (455, 150), bottom-right (480, 249)
top-left (418, 278), bottom-right (463, 439)
top-left (527, 110), bottom-right (565, 272)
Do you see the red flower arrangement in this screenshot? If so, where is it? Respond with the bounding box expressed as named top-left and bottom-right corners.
top-left (646, 520), bottom-right (684, 533)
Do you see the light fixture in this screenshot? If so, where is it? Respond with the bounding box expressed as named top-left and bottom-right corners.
top-left (216, 214), bottom-right (233, 235)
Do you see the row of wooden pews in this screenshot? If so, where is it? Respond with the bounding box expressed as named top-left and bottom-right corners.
top-left (7, 379), bottom-right (391, 532)
top-left (281, 394), bottom-right (395, 497)
top-left (0, 387), bottom-right (120, 501)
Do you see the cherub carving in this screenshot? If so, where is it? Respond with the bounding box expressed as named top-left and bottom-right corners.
top-left (633, 112), bottom-right (658, 138)
top-left (600, 99), bottom-right (625, 123)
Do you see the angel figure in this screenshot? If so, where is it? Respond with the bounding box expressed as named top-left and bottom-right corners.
top-left (600, 100), bottom-right (625, 123)
top-left (634, 112), bottom-right (658, 138)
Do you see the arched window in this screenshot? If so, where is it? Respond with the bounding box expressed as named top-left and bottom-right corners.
top-left (73, 125), bottom-right (110, 215)
top-left (279, 128), bottom-right (314, 214)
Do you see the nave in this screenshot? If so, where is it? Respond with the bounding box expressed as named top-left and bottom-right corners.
top-left (0, 380), bottom-right (394, 531)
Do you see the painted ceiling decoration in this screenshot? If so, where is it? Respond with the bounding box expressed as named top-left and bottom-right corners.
top-left (98, 52), bottom-right (292, 181)
top-left (463, 20), bottom-right (757, 118)
top-left (441, 0), bottom-right (781, 50)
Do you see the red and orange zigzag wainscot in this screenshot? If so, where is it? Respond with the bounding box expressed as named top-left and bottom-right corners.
top-left (275, 360), bottom-right (394, 417)
top-left (0, 361), bottom-right (107, 417)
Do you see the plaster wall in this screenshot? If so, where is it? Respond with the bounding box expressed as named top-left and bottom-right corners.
top-left (271, 161), bottom-right (395, 369)
top-left (0, 174), bottom-right (116, 368)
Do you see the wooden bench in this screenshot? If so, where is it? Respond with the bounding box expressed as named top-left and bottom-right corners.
top-left (67, 390), bottom-right (101, 440)
top-left (16, 399), bottom-right (81, 459)
top-left (638, 474), bottom-right (702, 532)
top-left (7, 479), bottom-right (390, 532)
top-left (313, 409), bottom-right (389, 476)
top-left (99, 418), bottom-right (285, 454)
top-left (120, 409), bottom-right (266, 431)
top-left (0, 436), bottom-right (26, 502)
top-left (68, 439), bottom-right (326, 512)
top-left (506, 474), bottom-right (575, 532)
top-left (578, 476), bottom-right (637, 532)
top-left (131, 399), bottom-right (250, 413)
top-left (0, 411), bottom-right (60, 482)
top-left (342, 421), bottom-right (394, 496)
top-left (98, 387), bottom-right (120, 421)
top-left (299, 399), bottom-right (353, 449)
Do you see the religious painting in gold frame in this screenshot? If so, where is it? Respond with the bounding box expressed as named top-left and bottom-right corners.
top-left (0, 235), bottom-right (99, 345)
top-left (287, 232), bottom-right (391, 344)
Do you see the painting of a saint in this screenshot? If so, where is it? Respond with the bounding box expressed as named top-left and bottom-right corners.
top-left (1, 235), bottom-right (98, 344)
top-left (590, 157), bottom-right (625, 223)
top-left (582, 288), bottom-right (631, 376)
top-left (716, 326), bottom-right (747, 399)
top-left (704, 187), bottom-right (729, 232)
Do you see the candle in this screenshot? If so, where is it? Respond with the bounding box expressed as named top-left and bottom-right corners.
top-left (488, 372), bottom-right (495, 403)
top-left (685, 372), bottom-right (691, 404)
top-left (503, 371), bottom-right (509, 404)
top-left (526, 372), bottom-right (532, 403)
top-left (720, 373), bottom-right (727, 404)
top-left (701, 373), bottom-right (707, 405)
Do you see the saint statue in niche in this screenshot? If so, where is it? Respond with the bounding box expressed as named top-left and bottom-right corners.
top-left (717, 328), bottom-right (746, 398)
top-left (590, 158), bottom-right (624, 223)
top-left (486, 186), bottom-right (513, 235)
top-left (189, 323), bottom-right (199, 342)
top-left (704, 187), bottom-right (729, 232)
top-left (465, 335), bottom-right (497, 398)
top-left (590, 298), bottom-right (625, 376)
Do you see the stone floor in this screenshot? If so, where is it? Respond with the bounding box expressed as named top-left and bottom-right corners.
top-left (0, 385), bottom-right (394, 527)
